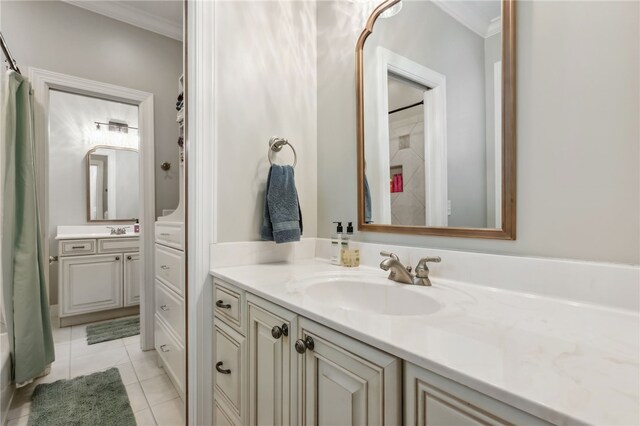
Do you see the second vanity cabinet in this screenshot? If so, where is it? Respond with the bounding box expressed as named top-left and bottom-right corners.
top-left (213, 278), bottom-right (551, 426)
top-left (58, 236), bottom-right (139, 323)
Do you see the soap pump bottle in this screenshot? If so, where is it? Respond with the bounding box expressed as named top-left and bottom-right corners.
top-left (342, 222), bottom-right (360, 267)
top-left (330, 222), bottom-right (343, 265)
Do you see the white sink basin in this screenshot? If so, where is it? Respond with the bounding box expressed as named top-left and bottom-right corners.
top-left (303, 277), bottom-right (442, 317)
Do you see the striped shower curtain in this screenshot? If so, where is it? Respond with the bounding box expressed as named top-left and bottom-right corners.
top-left (1, 70), bottom-right (54, 384)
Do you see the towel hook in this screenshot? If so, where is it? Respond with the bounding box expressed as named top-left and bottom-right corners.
top-left (268, 136), bottom-right (297, 168)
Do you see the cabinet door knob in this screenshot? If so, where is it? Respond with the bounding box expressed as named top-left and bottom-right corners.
top-left (159, 344), bottom-right (170, 353)
top-left (295, 336), bottom-right (314, 354)
top-left (215, 361), bottom-right (231, 374)
top-left (215, 300), bottom-right (231, 309)
top-left (160, 304), bottom-right (169, 311)
top-left (271, 324), bottom-right (288, 339)
top-left (127, 255), bottom-right (132, 260)
top-left (160, 265), bottom-right (170, 270)
top-left (115, 256), bottom-right (120, 260)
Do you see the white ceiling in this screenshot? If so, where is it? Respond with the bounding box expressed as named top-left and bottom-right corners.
top-left (63, 0), bottom-right (183, 41)
top-left (432, 0), bottom-right (502, 38)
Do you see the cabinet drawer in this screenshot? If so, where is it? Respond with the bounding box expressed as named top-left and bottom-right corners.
top-left (155, 222), bottom-right (184, 250)
top-left (214, 322), bottom-right (246, 420)
top-left (155, 314), bottom-right (185, 394)
top-left (155, 244), bottom-right (184, 296)
top-left (98, 237), bottom-right (139, 254)
top-left (60, 239), bottom-right (96, 256)
top-left (214, 282), bottom-right (243, 333)
top-left (155, 280), bottom-right (185, 342)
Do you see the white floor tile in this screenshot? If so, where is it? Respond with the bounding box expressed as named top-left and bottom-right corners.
top-left (35, 359), bottom-right (70, 384)
top-left (70, 347), bottom-right (129, 377)
top-left (134, 408), bottom-right (158, 426)
top-left (70, 324), bottom-right (87, 340)
top-left (70, 336), bottom-right (124, 358)
top-left (54, 341), bottom-right (71, 361)
top-left (150, 397), bottom-right (185, 426)
top-left (128, 348), bottom-right (165, 381)
top-left (124, 382), bottom-right (149, 413)
top-left (122, 334), bottom-right (140, 347)
top-left (6, 415), bottom-right (29, 426)
top-left (52, 325), bottom-right (71, 344)
top-left (7, 391), bottom-right (31, 421)
top-left (114, 361), bottom-right (139, 386)
top-left (140, 374), bottom-right (179, 407)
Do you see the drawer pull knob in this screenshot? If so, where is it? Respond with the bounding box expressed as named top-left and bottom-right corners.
top-left (160, 304), bottom-right (170, 311)
top-left (215, 361), bottom-right (231, 374)
top-left (127, 255), bottom-right (132, 260)
top-left (115, 256), bottom-right (120, 261)
top-left (271, 324), bottom-right (288, 339)
top-left (160, 265), bottom-right (170, 270)
top-left (71, 245), bottom-right (85, 249)
top-left (215, 300), bottom-right (231, 309)
top-left (160, 344), bottom-right (170, 353)
top-left (295, 336), bottom-right (314, 354)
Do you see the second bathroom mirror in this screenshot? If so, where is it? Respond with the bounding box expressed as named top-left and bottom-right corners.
top-left (357, 0), bottom-right (516, 239)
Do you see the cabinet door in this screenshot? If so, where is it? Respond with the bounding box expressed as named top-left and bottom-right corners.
top-left (404, 362), bottom-right (550, 426)
top-left (124, 253), bottom-right (140, 306)
top-left (59, 254), bottom-right (123, 316)
top-left (247, 295), bottom-right (298, 426)
top-left (299, 318), bottom-right (401, 426)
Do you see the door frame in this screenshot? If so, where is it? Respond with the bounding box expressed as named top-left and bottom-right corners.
top-left (374, 47), bottom-right (448, 226)
top-left (30, 68), bottom-right (155, 350)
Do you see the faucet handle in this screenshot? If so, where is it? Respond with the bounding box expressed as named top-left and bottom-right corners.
top-left (380, 251), bottom-right (400, 261)
top-left (415, 256), bottom-right (441, 277)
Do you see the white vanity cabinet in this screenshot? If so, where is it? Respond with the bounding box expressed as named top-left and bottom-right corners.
top-left (59, 253), bottom-right (123, 316)
top-left (58, 236), bottom-right (139, 324)
top-left (154, 221), bottom-right (186, 399)
top-left (212, 279), bottom-right (402, 426)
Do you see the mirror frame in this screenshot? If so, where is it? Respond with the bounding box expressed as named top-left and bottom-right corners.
top-left (356, 0), bottom-right (516, 239)
top-left (85, 144), bottom-right (139, 223)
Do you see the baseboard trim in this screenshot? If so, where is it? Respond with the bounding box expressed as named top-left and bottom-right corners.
top-left (59, 306), bottom-right (140, 327)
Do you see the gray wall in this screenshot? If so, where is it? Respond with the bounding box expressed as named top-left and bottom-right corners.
top-left (214, 1), bottom-right (317, 242)
top-left (363, 0), bottom-right (488, 227)
top-left (484, 33), bottom-right (502, 228)
top-left (318, 0), bottom-right (640, 264)
top-left (0, 0), bottom-right (182, 219)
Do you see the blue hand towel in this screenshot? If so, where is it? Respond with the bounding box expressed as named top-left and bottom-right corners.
top-left (261, 165), bottom-right (303, 243)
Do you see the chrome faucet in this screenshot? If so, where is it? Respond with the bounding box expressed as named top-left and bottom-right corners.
top-left (107, 226), bottom-right (128, 235)
top-left (414, 256), bottom-right (441, 286)
top-left (379, 252), bottom-right (414, 284)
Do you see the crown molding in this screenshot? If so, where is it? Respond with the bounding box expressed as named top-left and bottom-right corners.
top-left (63, 1), bottom-right (182, 41)
top-left (432, 0), bottom-right (501, 39)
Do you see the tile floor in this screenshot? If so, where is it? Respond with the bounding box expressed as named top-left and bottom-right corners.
top-left (6, 316), bottom-right (185, 426)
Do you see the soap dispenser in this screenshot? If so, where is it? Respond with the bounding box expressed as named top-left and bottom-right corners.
top-left (341, 222), bottom-right (360, 267)
top-left (330, 222), bottom-right (343, 265)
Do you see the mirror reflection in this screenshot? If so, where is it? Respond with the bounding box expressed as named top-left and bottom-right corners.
top-left (363, 0), bottom-right (503, 229)
top-left (87, 146), bottom-right (139, 221)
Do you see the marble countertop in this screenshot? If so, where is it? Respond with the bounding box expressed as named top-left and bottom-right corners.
top-left (210, 259), bottom-right (639, 426)
top-left (55, 225), bottom-right (139, 240)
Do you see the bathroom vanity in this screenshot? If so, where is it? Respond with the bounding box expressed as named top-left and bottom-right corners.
top-left (56, 226), bottom-right (140, 326)
top-left (211, 254), bottom-right (639, 426)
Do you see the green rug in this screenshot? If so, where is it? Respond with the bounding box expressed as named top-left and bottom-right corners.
top-left (29, 368), bottom-right (136, 426)
top-left (86, 316), bottom-right (139, 345)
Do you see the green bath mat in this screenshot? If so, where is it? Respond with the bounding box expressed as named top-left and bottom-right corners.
top-left (86, 316), bottom-right (139, 345)
top-left (29, 368), bottom-right (136, 426)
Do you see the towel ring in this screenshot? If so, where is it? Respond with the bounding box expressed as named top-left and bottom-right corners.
top-left (268, 136), bottom-right (297, 168)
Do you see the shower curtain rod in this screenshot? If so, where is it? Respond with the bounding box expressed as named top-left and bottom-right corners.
top-left (0, 31), bottom-right (21, 74)
top-left (389, 100), bottom-right (423, 115)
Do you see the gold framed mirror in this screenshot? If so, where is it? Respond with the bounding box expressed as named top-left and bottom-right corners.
top-left (356, 0), bottom-right (516, 239)
top-left (86, 145), bottom-right (139, 222)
